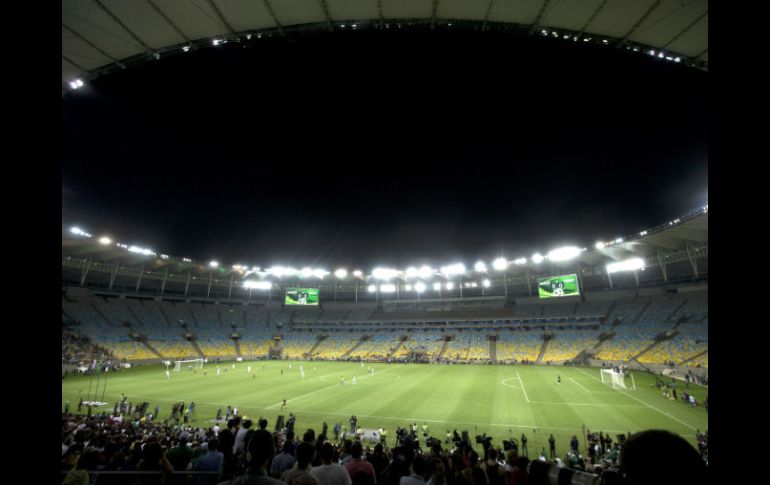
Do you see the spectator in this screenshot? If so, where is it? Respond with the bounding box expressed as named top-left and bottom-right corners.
top-left (235, 420), bottom-right (253, 455)
top-left (312, 442), bottom-right (352, 485)
top-left (400, 455), bottom-right (427, 485)
top-left (221, 429), bottom-right (285, 485)
top-left (426, 458), bottom-right (447, 485)
top-left (619, 430), bottom-right (707, 485)
top-left (281, 442), bottom-right (319, 485)
top-left (367, 444), bottom-right (390, 479)
top-left (272, 440), bottom-right (298, 477)
top-left (194, 439), bottom-right (225, 485)
top-left (63, 449), bottom-right (99, 485)
top-left (345, 442), bottom-right (377, 484)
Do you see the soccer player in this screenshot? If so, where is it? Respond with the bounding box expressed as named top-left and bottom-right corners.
top-left (340, 376), bottom-right (344, 385)
top-left (557, 375), bottom-right (561, 384)
top-left (301, 370), bottom-right (305, 379)
top-left (64, 401), bottom-right (70, 414)
top-left (252, 373), bottom-right (256, 379)
top-left (281, 398), bottom-right (287, 411)
top-left (521, 433), bottom-right (528, 456)
top-left (352, 376), bottom-right (357, 385)
top-left (281, 369), bottom-right (284, 376)
top-left (166, 369), bottom-right (170, 379)
top-left (549, 434), bottom-right (556, 459)
top-left (248, 365), bottom-right (252, 373)
top-left (217, 367), bottom-right (221, 376)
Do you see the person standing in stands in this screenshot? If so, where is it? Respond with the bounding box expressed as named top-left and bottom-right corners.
top-left (548, 434), bottom-right (556, 459)
top-left (520, 433), bottom-right (528, 456)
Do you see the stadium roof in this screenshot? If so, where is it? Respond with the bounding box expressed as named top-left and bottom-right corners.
top-left (62, 207), bottom-right (708, 280)
top-left (62, 0), bottom-right (708, 89)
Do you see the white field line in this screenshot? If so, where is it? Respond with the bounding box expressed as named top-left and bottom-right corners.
top-left (529, 400), bottom-right (643, 408)
top-left (265, 365), bottom-right (402, 410)
top-left (574, 368), bottom-right (697, 431)
top-left (516, 371), bottom-right (530, 403)
top-left (569, 378), bottom-right (591, 393)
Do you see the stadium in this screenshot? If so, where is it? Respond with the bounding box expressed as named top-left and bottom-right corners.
top-left (62, 2), bottom-right (708, 485)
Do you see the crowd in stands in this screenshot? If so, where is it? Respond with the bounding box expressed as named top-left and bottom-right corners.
top-left (62, 329), bottom-right (116, 366)
top-left (61, 409), bottom-right (707, 485)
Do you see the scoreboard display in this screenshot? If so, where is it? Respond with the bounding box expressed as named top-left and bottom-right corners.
top-left (284, 288), bottom-right (319, 305)
top-left (537, 274), bottom-right (580, 298)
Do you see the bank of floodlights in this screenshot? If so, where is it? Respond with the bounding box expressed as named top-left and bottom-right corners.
top-left (531, 253), bottom-right (544, 264)
top-left (492, 258), bottom-right (508, 271)
top-left (606, 257), bottom-right (645, 274)
top-left (334, 269), bottom-right (348, 279)
top-left (441, 263), bottom-right (465, 277)
top-left (474, 261), bottom-right (488, 272)
top-left (243, 280), bottom-right (271, 290)
top-left (372, 267), bottom-right (398, 280)
top-left (513, 257), bottom-right (527, 265)
top-left (380, 284), bottom-right (396, 293)
top-left (414, 282), bottom-right (427, 293)
top-left (547, 246), bottom-right (581, 262)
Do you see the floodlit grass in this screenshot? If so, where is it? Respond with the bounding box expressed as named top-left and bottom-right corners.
top-left (62, 361), bottom-right (708, 452)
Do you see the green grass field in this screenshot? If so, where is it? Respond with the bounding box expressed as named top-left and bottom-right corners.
top-left (62, 361), bottom-right (708, 452)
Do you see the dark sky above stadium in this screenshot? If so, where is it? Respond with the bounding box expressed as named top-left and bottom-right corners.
top-left (61, 29), bottom-right (707, 268)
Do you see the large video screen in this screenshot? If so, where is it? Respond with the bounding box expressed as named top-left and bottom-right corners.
top-left (284, 288), bottom-right (319, 305)
top-left (537, 274), bottom-right (580, 299)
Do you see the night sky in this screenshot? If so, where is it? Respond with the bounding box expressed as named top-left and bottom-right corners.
top-left (61, 29), bottom-right (708, 268)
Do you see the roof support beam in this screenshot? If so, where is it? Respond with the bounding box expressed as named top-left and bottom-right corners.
top-left (378, 0), bottom-right (384, 29)
top-left (146, 0), bottom-right (193, 45)
top-left (695, 48), bottom-right (708, 59)
top-left (62, 54), bottom-right (87, 73)
top-left (529, 0), bottom-right (553, 34)
top-left (317, 0), bottom-right (334, 32)
top-left (93, 0), bottom-right (155, 54)
top-left (80, 259), bottom-right (93, 286)
top-left (685, 243), bottom-right (699, 278)
top-left (207, 273), bottom-right (214, 298)
top-left (203, 0), bottom-right (237, 36)
top-left (481, 0), bottom-right (495, 32)
top-left (161, 267), bottom-right (169, 294)
top-left (618, 0), bottom-right (662, 46)
top-left (262, 0), bottom-right (285, 36)
top-left (228, 274), bottom-right (235, 299)
top-left (657, 249), bottom-right (668, 283)
top-left (109, 261), bottom-right (120, 289)
top-left (662, 10), bottom-right (707, 49)
top-left (578, 0), bottom-right (609, 36)
top-left (184, 270), bottom-right (192, 297)
top-left (135, 265), bottom-right (145, 292)
top-left (62, 23), bottom-right (124, 66)
top-left (431, 0), bottom-right (439, 30)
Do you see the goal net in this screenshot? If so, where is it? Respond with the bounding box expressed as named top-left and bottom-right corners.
top-left (173, 359), bottom-right (204, 371)
top-left (600, 369), bottom-right (627, 389)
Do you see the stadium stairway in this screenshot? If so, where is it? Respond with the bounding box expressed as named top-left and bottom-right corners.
top-left (158, 305), bottom-right (173, 326)
top-left (127, 306), bottom-right (145, 327)
top-left (136, 336), bottom-right (165, 360)
top-left (631, 331), bottom-right (677, 361)
top-left (388, 335), bottom-right (409, 359)
top-left (535, 337), bottom-right (550, 363)
top-left (233, 338), bottom-right (242, 358)
top-left (681, 348), bottom-right (708, 365)
top-left (341, 335), bottom-right (370, 358)
top-left (189, 338), bottom-right (205, 358)
top-left (666, 299), bottom-right (689, 323)
top-left (305, 335), bottom-right (328, 358)
top-left (488, 336), bottom-right (497, 362)
top-left (437, 336), bottom-right (452, 361)
top-left (631, 299), bottom-right (653, 324)
top-left (91, 302), bottom-right (115, 326)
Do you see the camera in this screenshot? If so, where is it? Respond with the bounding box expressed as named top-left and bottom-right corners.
top-left (503, 439), bottom-right (519, 452)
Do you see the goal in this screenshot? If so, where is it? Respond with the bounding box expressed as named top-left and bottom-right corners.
top-left (173, 358), bottom-right (204, 371)
top-left (601, 368), bottom-right (631, 389)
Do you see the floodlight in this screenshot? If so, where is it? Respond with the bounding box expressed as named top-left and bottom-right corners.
top-left (606, 257), bottom-right (645, 274)
top-left (492, 258), bottom-right (508, 271)
top-left (514, 258), bottom-right (527, 265)
top-left (441, 263), bottom-right (466, 277)
top-left (209, 261), bottom-right (219, 268)
top-left (474, 261), bottom-right (488, 272)
top-left (531, 253), bottom-right (544, 264)
top-left (405, 284), bottom-right (412, 291)
top-left (212, 39), bottom-right (221, 46)
top-left (639, 231), bottom-right (648, 236)
top-left (69, 79), bottom-right (84, 90)
top-left (445, 282), bottom-right (454, 290)
top-left (482, 279), bottom-right (491, 288)
top-left (334, 268), bottom-right (348, 279)
top-left (614, 237), bottom-right (623, 243)
top-left (312, 268), bottom-right (329, 279)
top-left (405, 266), bottom-right (419, 278)
top-left (547, 246), bottom-right (581, 262)
top-left (595, 241), bottom-right (605, 249)
top-left (301, 267), bottom-right (313, 278)
top-left (182, 46), bottom-right (190, 52)
top-left (70, 227), bottom-right (83, 235)
top-left (182, 258), bottom-right (192, 263)
top-left (372, 267), bottom-right (398, 280)
top-left (353, 270), bottom-right (363, 278)
top-left (244, 280), bottom-right (271, 290)
top-left (98, 237), bottom-right (112, 245)
top-left (414, 282), bottom-right (426, 293)
top-left (418, 265), bottom-right (433, 279)
top-left (433, 282), bottom-right (441, 291)
top-left (367, 284), bottom-right (377, 293)
top-left (380, 284), bottom-right (396, 293)
top-left (160, 254), bottom-right (169, 259)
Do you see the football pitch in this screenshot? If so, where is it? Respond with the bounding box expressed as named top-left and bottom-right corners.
top-left (62, 361), bottom-right (708, 451)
